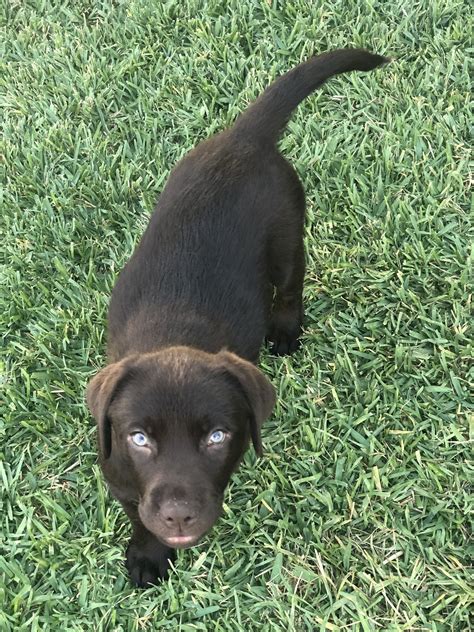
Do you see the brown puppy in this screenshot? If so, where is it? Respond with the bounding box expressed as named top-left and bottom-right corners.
top-left (87, 49), bottom-right (388, 587)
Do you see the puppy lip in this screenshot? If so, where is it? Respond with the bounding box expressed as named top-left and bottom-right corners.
top-left (163, 534), bottom-right (199, 548)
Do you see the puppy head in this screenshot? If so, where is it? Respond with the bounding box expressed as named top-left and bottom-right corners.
top-left (86, 347), bottom-right (275, 548)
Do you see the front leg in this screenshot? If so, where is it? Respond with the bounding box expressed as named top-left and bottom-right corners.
top-left (121, 501), bottom-right (176, 588)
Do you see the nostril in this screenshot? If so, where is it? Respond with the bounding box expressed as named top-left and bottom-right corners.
top-left (159, 500), bottom-right (197, 528)
top-left (163, 513), bottom-right (194, 527)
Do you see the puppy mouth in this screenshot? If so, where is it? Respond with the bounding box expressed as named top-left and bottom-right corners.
top-left (162, 534), bottom-right (201, 549)
top-left (138, 498), bottom-right (222, 549)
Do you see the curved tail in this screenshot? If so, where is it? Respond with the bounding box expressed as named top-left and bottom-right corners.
top-left (233, 48), bottom-right (389, 143)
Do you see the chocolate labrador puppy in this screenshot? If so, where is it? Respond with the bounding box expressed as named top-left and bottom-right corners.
top-left (87, 49), bottom-right (388, 587)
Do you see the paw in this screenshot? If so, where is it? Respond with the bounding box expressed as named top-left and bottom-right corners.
top-left (267, 331), bottom-right (301, 356)
top-left (267, 312), bottom-right (302, 356)
top-left (125, 538), bottom-right (176, 588)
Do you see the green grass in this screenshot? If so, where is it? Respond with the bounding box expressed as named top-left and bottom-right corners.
top-left (2, 0), bottom-right (473, 630)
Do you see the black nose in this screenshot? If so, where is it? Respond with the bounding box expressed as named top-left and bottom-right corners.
top-left (160, 500), bottom-right (197, 529)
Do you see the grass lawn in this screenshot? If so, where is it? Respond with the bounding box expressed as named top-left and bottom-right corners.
top-left (2, 1), bottom-right (472, 630)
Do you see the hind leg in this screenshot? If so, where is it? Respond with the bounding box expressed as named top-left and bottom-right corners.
top-left (267, 175), bottom-right (306, 356)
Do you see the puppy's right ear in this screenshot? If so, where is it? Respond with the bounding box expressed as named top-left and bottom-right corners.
top-left (86, 359), bottom-right (130, 459)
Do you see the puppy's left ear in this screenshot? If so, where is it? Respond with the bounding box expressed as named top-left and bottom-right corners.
top-left (218, 351), bottom-right (276, 457)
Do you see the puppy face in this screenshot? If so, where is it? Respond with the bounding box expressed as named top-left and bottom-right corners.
top-left (86, 347), bottom-right (275, 548)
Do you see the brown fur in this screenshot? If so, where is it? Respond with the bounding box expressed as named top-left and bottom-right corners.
top-left (86, 49), bottom-right (388, 586)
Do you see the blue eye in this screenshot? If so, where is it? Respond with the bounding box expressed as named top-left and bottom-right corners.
top-left (208, 430), bottom-right (226, 445)
top-left (131, 432), bottom-right (148, 447)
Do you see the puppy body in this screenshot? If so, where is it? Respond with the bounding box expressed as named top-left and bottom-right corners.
top-left (109, 136), bottom-right (284, 363)
top-left (87, 49), bottom-right (388, 586)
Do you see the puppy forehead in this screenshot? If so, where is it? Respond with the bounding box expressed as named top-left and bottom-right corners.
top-left (111, 355), bottom-right (238, 425)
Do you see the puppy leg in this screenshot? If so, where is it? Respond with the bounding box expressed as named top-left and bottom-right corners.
top-left (267, 169), bottom-right (306, 356)
top-left (267, 232), bottom-right (305, 355)
top-left (121, 502), bottom-right (176, 587)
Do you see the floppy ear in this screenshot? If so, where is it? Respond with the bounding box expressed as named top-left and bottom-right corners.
top-left (218, 351), bottom-right (276, 457)
top-left (86, 359), bottom-right (130, 459)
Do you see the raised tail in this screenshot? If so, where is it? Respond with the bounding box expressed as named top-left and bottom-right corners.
top-left (232, 48), bottom-right (389, 143)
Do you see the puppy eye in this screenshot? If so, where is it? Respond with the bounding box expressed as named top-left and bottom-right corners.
top-left (207, 430), bottom-right (226, 446)
top-left (130, 432), bottom-right (149, 447)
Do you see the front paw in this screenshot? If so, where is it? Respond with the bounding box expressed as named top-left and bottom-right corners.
top-left (125, 537), bottom-right (176, 588)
